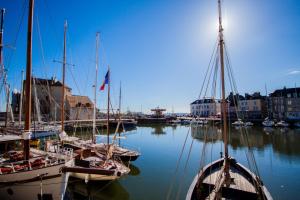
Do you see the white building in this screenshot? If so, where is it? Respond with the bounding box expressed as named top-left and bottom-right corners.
top-left (190, 98), bottom-right (221, 117)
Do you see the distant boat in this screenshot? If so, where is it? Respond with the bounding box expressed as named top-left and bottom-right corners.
top-left (186, 1), bottom-right (272, 199)
top-left (232, 118), bottom-right (244, 126)
top-left (262, 117), bottom-right (275, 127)
top-left (275, 120), bottom-right (289, 127)
top-left (294, 122), bottom-right (300, 128)
top-left (244, 121), bottom-right (254, 126)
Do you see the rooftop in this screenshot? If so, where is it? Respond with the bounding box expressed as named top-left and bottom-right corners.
top-left (270, 87), bottom-right (300, 98)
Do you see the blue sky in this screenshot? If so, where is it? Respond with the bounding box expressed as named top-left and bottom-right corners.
top-left (1, 0), bottom-right (300, 113)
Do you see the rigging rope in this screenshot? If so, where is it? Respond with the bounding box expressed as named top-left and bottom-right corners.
top-left (166, 126), bottom-right (191, 200)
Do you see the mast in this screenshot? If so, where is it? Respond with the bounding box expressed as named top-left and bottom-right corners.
top-left (33, 77), bottom-right (41, 122)
top-left (118, 81), bottom-right (122, 145)
top-left (265, 83), bottom-right (270, 118)
top-left (0, 8), bottom-right (4, 71)
top-left (118, 81), bottom-right (122, 117)
top-left (93, 32), bottom-right (99, 143)
top-left (61, 21), bottom-right (67, 133)
top-left (0, 9), bottom-right (4, 116)
top-left (218, 0), bottom-right (230, 179)
top-left (19, 70), bottom-right (24, 127)
top-left (24, 0), bottom-right (34, 161)
top-left (107, 66), bottom-right (110, 147)
top-left (5, 83), bottom-right (9, 127)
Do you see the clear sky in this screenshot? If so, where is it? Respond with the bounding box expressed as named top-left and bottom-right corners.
top-left (1, 0), bottom-right (300, 113)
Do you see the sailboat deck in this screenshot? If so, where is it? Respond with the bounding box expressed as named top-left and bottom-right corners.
top-left (202, 168), bottom-right (257, 194)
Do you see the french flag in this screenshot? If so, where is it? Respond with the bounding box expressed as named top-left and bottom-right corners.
top-left (100, 70), bottom-right (110, 91)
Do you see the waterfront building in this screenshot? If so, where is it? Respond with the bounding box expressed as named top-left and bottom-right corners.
top-left (190, 98), bottom-right (221, 117)
top-left (226, 92), bottom-right (244, 119)
top-left (269, 87), bottom-right (300, 120)
top-left (239, 92), bottom-right (267, 120)
top-left (12, 77), bottom-right (94, 121)
top-left (221, 92), bottom-right (267, 120)
top-left (65, 95), bottom-right (94, 120)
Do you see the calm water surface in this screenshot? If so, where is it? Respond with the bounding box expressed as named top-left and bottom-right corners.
top-left (65, 124), bottom-right (300, 200)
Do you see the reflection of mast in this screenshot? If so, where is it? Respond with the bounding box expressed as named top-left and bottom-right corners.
top-left (218, 0), bottom-right (230, 182)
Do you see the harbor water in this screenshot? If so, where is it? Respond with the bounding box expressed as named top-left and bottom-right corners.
top-left (65, 124), bottom-right (300, 200)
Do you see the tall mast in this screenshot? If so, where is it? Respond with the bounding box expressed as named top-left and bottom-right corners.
top-left (218, 0), bottom-right (230, 178)
top-left (24, 0), bottom-right (34, 161)
top-left (265, 83), bottom-right (270, 118)
top-left (93, 32), bottom-right (99, 143)
top-left (0, 9), bottom-right (5, 113)
top-left (0, 8), bottom-right (4, 72)
top-left (119, 81), bottom-right (122, 117)
top-left (61, 21), bottom-right (67, 133)
top-left (107, 66), bottom-right (110, 147)
top-left (19, 70), bottom-right (24, 127)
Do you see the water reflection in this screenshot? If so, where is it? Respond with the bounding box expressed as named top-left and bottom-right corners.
top-left (128, 164), bottom-right (141, 176)
top-left (191, 125), bottom-right (300, 157)
top-left (65, 178), bottom-right (130, 200)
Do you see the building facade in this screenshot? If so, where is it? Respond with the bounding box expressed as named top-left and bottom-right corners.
top-left (269, 87), bottom-right (300, 120)
top-left (238, 92), bottom-right (267, 120)
top-left (12, 77), bottom-right (94, 121)
top-left (190, 98), bottom-right (221, 117)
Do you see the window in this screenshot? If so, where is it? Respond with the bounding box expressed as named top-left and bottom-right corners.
top-left (287, 100), bottom-right (292, 105)
top-left (287, 93), bottom-right (291, 98)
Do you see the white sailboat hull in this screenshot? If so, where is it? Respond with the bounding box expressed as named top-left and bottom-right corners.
top-left (69, 172), bottom-right (120, 181)
top-left (0, 160), bottom-right (73, 200)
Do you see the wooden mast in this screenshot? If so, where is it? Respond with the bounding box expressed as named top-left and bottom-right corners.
top-left (93, 32), bottom-right (99, 143)
top-left (24, 0), bottom-right (34, 161)
top-left (218, 0), bottom-right (230, 182)
top-left (107, 66), bottom-right (110, 148)
top-left (61, 20), bottom-right (67, 133)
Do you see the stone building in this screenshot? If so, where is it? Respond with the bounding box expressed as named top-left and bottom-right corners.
top-left (65, 95), bottom-right (93, 120)
top-left (269, 87), bottom-right (300, 120)
top-left (12, 77), bottom-right (93, 121)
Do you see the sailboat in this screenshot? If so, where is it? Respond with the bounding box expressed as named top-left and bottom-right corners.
top-left (61, 32), bottom-right (130, 182)
top-left (186, 1), bottom-right (272, 199)
top-left (0, 1), bottom-right (73, 200)
top-left (262, 85), bottom-right (275, 127)
top-left (92, 67), bottom-right (141, 162)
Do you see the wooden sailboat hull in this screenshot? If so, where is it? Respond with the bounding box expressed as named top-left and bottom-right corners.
top-left (62, 166), bottom-right (121, 181)
top-left (186, 158), bottom-right (273, 200)
top-left (0, 161), bottom-right (71, 200)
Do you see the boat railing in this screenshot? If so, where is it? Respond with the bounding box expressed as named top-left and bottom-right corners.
top-left (0, 156), bottom-right (58, 174)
